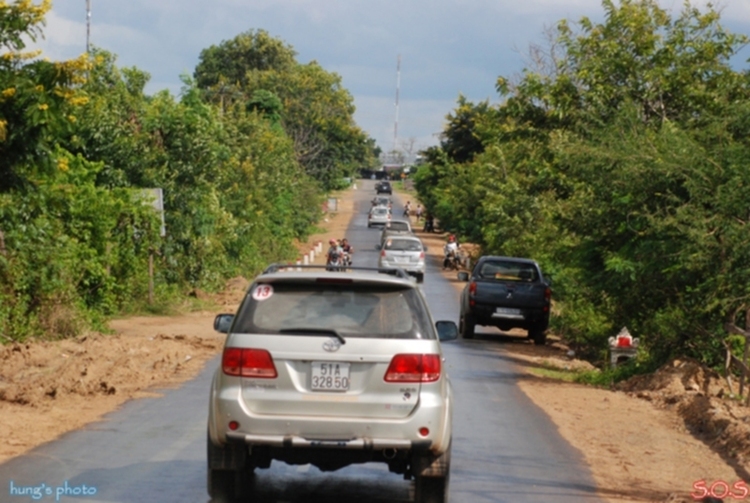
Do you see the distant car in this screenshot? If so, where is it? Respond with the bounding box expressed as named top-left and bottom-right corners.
top-left (379, 219), bottom-right (413, 246)
top-left (458, 256), bottom-right (551, 344)
top-left (372, 195), bottom-right (392, 208)
top-left (377, 181), bottom-right (393, 195)
top-left (378, 235), bottom-right (426, 283)
top-left (368, 206), bottom-right (391, 228)
top-left (208, 265), bottom-right (458, 502)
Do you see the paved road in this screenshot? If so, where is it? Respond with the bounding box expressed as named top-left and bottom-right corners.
top-left (0, 180), bottom-right (603, 503)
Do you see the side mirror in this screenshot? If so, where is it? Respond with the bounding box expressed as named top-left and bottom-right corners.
top-left (435, 321), bottom-right (458, 342)
top-left (457, 272), bottom-right (469, 282)
top-left (214, 314), bottom-right (234, 333)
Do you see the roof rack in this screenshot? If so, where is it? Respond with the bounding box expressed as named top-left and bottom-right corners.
top-left (261, 263), bottom-right (412, 280)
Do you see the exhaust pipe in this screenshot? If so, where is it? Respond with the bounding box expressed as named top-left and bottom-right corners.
top-left (383, 448), bottom-right (398, 459)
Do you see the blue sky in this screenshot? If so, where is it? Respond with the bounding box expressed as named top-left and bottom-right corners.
top-left (30, 0), bottom-right (750, 155)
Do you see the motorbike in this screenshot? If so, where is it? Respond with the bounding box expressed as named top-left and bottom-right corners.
top-left (443, 245), bottom-right (462, 270)
top-left (423, 216), bottom-right (435, 233)
top-left (342, 251), bottom-right (352, 267)
top-left (326, 250), bottom-right (345, 272)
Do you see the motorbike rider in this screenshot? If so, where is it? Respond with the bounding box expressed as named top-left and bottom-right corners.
top-left (340, 238), bottom-right (354, 266)
top-left (326, 239), bottom-right (343, 270)
top-left (443, 234), bottom-right (460, 269)
top-left (403, 201), bottom-right (412, 218)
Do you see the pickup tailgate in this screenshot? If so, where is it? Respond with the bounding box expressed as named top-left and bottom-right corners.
top-left (473, 279), bottom-right (547, 309)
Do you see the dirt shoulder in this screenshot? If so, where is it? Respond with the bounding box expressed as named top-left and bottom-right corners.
top-left (1, 182), bottom-right (749, 503)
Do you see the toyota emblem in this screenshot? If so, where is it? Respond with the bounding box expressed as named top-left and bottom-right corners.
top-left (323, 338), bottom-right (342, 352)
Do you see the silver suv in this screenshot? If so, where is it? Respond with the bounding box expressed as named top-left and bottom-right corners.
top-left (208, 265), bottom-right (458, 502)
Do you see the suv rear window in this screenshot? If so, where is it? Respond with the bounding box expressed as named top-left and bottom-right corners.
top-left (384, 239), bottom-right (422, 252)
top-left (232, 283), bottom-right (434, 339)
top-left (385, 221), bottom-right (409, 231)
top-left (478, 261), bottom-right (538, 282)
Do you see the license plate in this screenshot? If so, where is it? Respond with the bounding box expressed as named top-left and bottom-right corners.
top-left (493, 307), bottom-right (523, 318)
top-left (395, 256), bottom-right (409, 263)
top-left (311, 362), bottom-right (350, 392)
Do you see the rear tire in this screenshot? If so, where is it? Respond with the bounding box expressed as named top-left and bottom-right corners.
top-left (459, 314), bottom-right (475, 339)
top-left (207, 436), bottom-right (254, 501)
top-left (529, 327), bottom-right (547, 345)
top-left (413, 443), bottom-right (451, 503)
top-left (207, 468), bottom-right (254, 502)
top-left (416, 273), bottom-right (424, 283)
top-left (415, 474), bottom-right (449, 503)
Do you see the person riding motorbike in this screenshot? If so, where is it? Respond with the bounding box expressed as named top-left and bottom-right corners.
top-left (403, 201), bottom-right (412, 218)
top-left (443, 234), bottom-right (461, 270)
top-left (326, 239), bottom-right (344, 271)
top-left (340, 238), bottom-right (353, 267)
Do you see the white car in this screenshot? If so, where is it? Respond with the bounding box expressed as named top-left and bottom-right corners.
top-left (378, 235), bottom-right (426, 283)
top-left (208, 265), bottom-right (457, 502)
top-left (368, 205), bottom-right (391, 227)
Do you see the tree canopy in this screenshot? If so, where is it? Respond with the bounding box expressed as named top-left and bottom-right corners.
top-left (194, 30), bottom-right (373, 188)
top-left (414, 0), bottom-right (750, 367)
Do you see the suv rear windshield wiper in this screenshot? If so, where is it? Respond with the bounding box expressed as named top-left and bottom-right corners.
top-left (277, 328), bottom-right (346, 345)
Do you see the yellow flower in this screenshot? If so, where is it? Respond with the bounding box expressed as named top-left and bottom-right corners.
top-left (2, 88), bottom-right (15, 97)
top-left (38, 103), bottom-right (49, 111)
top-left (35, 85), bottom-right (44, 92)
top-left (0, 119), bottom-right (7, 142)
top-left (57, 158), bottom-right (69, 172)
top-left (69, 96), bottom-right (89, 106)
top-left (67, 115), bottom-right (77, 123)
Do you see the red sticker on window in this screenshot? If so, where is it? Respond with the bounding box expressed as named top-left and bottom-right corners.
top-left (252, 284), bottom-right (274, 301)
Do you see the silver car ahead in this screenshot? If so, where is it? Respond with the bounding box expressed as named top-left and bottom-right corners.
top-left (368, 205), bottom-right (391, 227)
top-left (209, 265), bottom-right (457, 502)
top-left (378, 235), bottom-right (426, 283)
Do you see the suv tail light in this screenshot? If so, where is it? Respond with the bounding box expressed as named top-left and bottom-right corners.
top-left (222, 348), bottom-right (277, 378)
top-left (544, 287), bottom-right (551, 312)
top-left (384, 354), bottom-right (441, 383)
top-left (381, 249), bottom-right (386, 257)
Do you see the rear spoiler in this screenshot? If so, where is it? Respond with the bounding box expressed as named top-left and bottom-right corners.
top-left (262, 263), bottom-right (413, 281)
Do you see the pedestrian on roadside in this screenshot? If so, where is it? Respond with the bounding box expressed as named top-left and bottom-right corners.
top-left (415, 204), bottom-right (423, 221)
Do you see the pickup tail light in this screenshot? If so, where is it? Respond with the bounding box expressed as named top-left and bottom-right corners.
top-left (384, 354), bottom-right (441, 383)
top-left (544, 287), bottom-right (551, 312)
top-left (223, 348), bottom-right (277, 378)
top-left (469, 281), bottom-right (477, 307)
top-left (381, 249), bottom-right (386, 257)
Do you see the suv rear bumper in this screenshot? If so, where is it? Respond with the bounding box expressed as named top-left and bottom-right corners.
top-left (225, 432), bottom-right (432, 451)
top-left (209, 381), bottom-right (452, 455)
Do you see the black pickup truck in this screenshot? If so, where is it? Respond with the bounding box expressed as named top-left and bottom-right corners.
top-left (457, 256), bottom-right (551, 344)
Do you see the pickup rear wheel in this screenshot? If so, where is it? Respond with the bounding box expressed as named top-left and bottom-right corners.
top-left (459, 314), bottom-right (475, 339)
top-left (529, 327), bottom-right (547, 346)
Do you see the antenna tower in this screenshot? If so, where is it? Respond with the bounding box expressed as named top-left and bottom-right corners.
top-left (86, 0), bottom-right (91, 53)
top-left (393, 54), bottom-right (400, 154)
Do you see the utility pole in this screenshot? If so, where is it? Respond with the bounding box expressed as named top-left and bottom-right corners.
top-left (393, 54), bottom-right (401, 155)
top-left (86, 0), bottom-right (91, 53)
